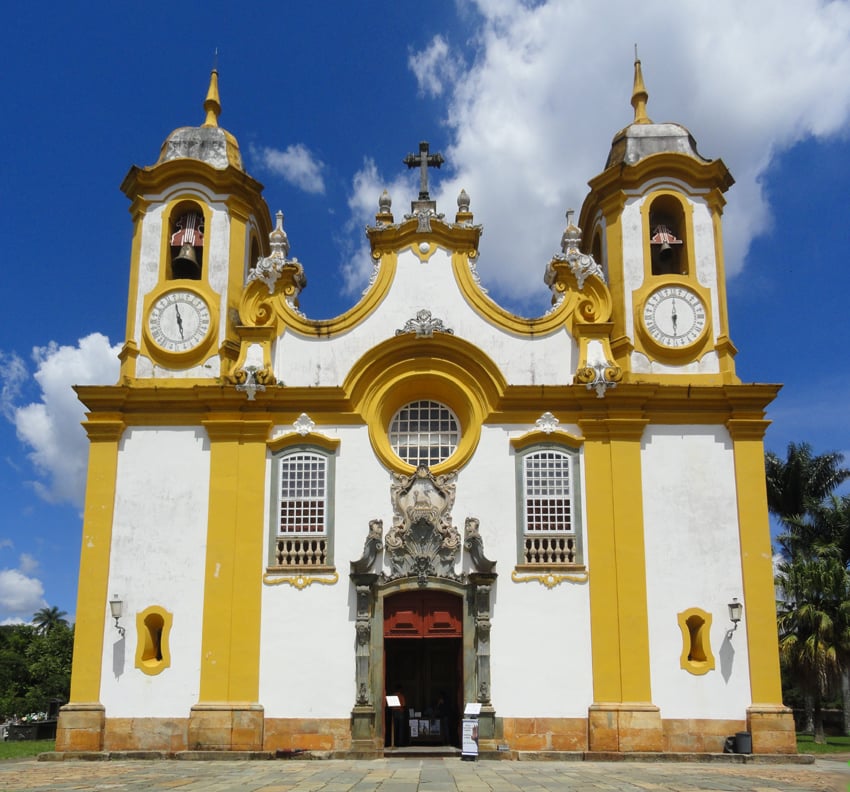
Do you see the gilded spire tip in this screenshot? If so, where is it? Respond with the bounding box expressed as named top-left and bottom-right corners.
top-left (631, 48), bottom-right (651, 125)
top-left (203, 67), bottom-right (221, 128)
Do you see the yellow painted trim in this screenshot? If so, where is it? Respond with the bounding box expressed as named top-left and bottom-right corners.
top-left (262, 571), bottom-right (339, 589)
top-left (510, 429), bottom-right (584, 452)
top-left (727, 418), bottom-right (785, 705)
top-left (511, 568), bottom-right (588, 587)
top-left (67, 419), bottom-right (125, 705)
top-left (267, 432), bottom-right (341, 454)
top-left (120, 198), bottom-right (149, 381)
top-left (581, 417), bottom-right (653, 704)
top-left (135, 605), bottom-right (173, 676)
top-left (198, 418), bottom-right (271, 704)
top-left (73, 381), bottom-right (781, 432)
top-left (451, 252), bottom-right (577, 335)
top-left (677, 607), bottom-right (715, 675)
top-left (239, 251), bottom-right (397, 338)
top-left (344, 334), bottom-right (506, 475)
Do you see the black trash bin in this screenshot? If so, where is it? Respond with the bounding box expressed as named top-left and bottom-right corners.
top-left (735, 731), bottom-right (752, 754)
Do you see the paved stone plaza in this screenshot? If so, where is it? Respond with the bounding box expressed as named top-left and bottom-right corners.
top-left (0, 756), bottom-right (847, 792)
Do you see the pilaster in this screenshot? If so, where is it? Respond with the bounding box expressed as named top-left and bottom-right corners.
top-left (580, 415), bottom-right (661, 751)
top-left (727, 418), bottom-right (796, 753)
top-left (191, 416), bottom-right (271, 750)
top-left (56, 417), bottom-right (124, 752)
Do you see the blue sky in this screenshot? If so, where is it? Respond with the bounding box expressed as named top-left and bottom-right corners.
top-left (1, 0), bottom-right (849, 624)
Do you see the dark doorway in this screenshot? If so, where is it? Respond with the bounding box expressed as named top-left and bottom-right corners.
top-left (384, 590), bottom-right (463, 747)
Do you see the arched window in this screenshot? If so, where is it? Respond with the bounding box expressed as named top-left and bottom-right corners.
top-left (169, 205), bottom-right (204, 280)
top-left (389, 400), bottom-right (460, 468)
top-left (648, 195), bottom-right (687, 276)
top-left (516, 446), bottom-right (583, 566)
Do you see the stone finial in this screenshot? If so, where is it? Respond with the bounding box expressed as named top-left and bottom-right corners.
top-left (269, 210), bottom-right (290, 258)
top-left (375, 189), bottom-right (394, 224)
top-left (455, 188), bottom-right (473, 224)
top-left (560, 209), bottom-right (581, 254)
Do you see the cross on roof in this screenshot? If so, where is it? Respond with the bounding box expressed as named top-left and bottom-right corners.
top-left (403, 141), bottom-right (444, 201)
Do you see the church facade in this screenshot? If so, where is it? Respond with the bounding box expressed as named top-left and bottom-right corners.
top-left (56, 62), bottom-right (795, 756)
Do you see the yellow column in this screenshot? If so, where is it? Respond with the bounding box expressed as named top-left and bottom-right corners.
top-left (56, 416), bottom-right (125, 752)
top-left (727, 418), bottom-right (795, 753)
top-left (581, 416), bottom-right (661, 751)
top-left (189, 417), bottom-right (270, 750)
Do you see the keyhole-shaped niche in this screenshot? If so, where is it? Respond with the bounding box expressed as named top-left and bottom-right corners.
top-left (135, 605), bottom-right (173, 676)
top-left (677, 607), bottom-right (715, 675)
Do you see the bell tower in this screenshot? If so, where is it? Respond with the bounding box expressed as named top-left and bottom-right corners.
top-left (578, 56), bottom-right (737, 384)
top-left (118, 70), bottom-right (272, 381)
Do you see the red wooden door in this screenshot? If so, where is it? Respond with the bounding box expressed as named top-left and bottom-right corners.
top-left (384, 590), bottom-right (462, 638)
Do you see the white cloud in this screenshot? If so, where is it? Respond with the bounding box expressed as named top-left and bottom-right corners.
top-left (408, 34), bottom-right (463, 97)
top-left (0, 351), bottom-right (28, 421)
top-left (387, 0), bottom-right (850, 313)
top-left (18, 553), bottom-right (38, 575)
top-left (0, 568), bottom-right (46, 619)
top-left (252, 143), bottom-right (326, 195)
top-left (7, 333), bottom-right (120, 508)
top-left (341, 158), bottom-right (419, 295)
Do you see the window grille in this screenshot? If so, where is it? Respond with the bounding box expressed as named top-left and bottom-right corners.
top-left (524, 450), bottom-right (572, 532)
top-left (279, 452), bottom-right (327, 535)
top-left (519, 448), bottom-right (581, 566)
top-left (389, 400), bottom-right (459, 467)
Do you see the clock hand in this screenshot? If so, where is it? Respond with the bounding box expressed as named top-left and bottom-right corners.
top-left (671, 300), bottom-right (678, 335)
top-left (175, 304), bottom-right (184, 339)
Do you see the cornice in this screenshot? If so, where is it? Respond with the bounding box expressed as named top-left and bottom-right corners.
top-left (74, 380), bottom-right (781, 429)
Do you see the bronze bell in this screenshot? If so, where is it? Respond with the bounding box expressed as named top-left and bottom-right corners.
top-left (172, 244), bottom-right (201, 279)
top-left (658, 240), bottom-right (673, 262)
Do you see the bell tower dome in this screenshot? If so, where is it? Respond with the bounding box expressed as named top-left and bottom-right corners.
top-left (118, 69), bottom-right (272, 381)
top-left (578, 55), bottom-right (737, 384)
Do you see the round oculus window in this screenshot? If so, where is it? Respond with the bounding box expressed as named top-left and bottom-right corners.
top-left (389, 400), bottom-right (460, 467)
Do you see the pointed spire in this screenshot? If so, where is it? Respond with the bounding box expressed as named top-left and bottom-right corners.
top-left (203, 69), bottom-right (221, 128)
top-left (631, 46), bottom-right (652, 125)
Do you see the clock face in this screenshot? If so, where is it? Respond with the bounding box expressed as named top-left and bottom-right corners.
top-left (642, 286), bottom-right (707, 348)
top-left (147, 290), bottom-right (211, 353)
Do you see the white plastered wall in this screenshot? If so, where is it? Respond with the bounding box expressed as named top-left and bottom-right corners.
top-left (274, 247), bottom-right (576, 388)
top-left (257, 421), bottom-right (593, 719)
top-left (100, 427), bottom-right (210, 717)
top-left (642, 425), bottom-right (751, 719)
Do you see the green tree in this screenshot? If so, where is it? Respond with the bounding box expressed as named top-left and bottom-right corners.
top-left (31, 606), bottom-right (69, 635)
top-left (767, 442), bottom-right (850, 737)
top-left (766, 442), bottom-right (849, 531)
top-left (776, 544), bottom-right (850, 743)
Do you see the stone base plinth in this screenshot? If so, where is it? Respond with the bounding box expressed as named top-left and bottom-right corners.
top-left (262, 717), bottom-right (352, 752)
top-left (588, 704), bottom-right (662, 752)
top-left (748, 705), bottom-right (796, 754)
top-left (104, 718), bottom-right (188, 751)
top-left (502, 717), bottom-right (588, 751)
top-left (662, 718), bottom-right (744, 752)
top-left (188, 704), bottom-right (264, 751)
top-left (55, 703), bottom-right (105, 752)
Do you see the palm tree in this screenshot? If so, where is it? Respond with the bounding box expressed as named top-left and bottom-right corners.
top-left (767, 443), bottom-right (850, 735)
top-left (766, 443), bottom-right (849, 533)
top-left (776, 545), bottom-right (850, 743)
top-left (32, 606), bottom-right (69, 635)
